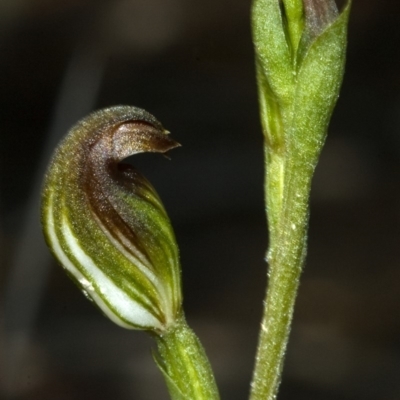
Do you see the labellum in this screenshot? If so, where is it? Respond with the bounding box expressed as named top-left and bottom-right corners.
top-left (41, 106), bottom-right (181, 333)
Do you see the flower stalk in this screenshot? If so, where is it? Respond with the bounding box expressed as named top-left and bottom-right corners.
top-left (154, 315), bottom-right (220, 400)
top-left (250, 1), bottom-right (351, 399)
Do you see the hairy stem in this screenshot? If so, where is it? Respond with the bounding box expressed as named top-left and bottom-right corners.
top-left (250, 161), bottom-right (311, 400)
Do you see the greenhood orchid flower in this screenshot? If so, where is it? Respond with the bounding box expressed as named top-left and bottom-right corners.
top-left (41, 106), bottom-right (220, 400)
top-left (41, 106), bottom-right (181, 333)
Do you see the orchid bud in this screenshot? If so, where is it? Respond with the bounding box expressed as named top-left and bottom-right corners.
top-left (41, 106), bottom-right (181, 333)
top-left (252, 0), bottom-right (350, 239)
top-left (252, 0), bottom-right (351, 163)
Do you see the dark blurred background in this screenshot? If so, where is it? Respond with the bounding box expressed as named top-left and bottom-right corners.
top-left (1, 0), bottom-right (400, 399)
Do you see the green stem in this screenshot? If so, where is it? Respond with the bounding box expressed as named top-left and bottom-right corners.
top-left (250, 160), bottom-right (311, 400)
top-left (154, 316), bottom-right (220, 400)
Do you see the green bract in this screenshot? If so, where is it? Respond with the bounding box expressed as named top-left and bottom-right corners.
top-left (41, 106), bottom-right (181, 333)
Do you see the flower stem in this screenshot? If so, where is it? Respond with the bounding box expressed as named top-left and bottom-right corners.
top-left (154, 316), bottom-right (220, 400)
top-left (250, 157), bottom-right (311, 400)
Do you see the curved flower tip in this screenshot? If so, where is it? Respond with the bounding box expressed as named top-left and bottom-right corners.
top-left (41, 106), bottom-right (182, 334)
